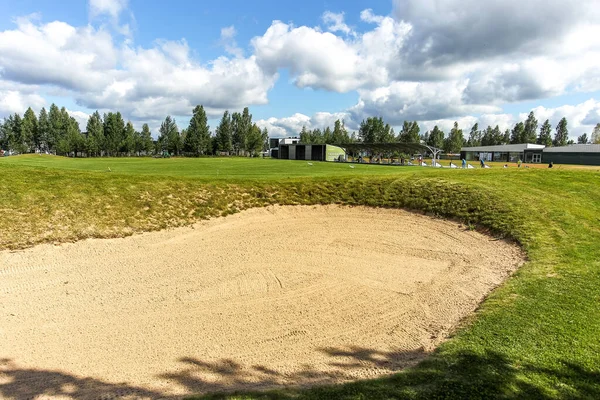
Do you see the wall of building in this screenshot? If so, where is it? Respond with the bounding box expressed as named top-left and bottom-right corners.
top-left (542, 152), bottom-right (600, 166)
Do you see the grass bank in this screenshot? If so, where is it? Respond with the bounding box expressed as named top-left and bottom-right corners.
top-left (1, 156), bottom-right (599, 399)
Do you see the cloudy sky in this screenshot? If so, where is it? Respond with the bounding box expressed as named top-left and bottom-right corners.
top-left (1, 0), bottom-right (599, 139)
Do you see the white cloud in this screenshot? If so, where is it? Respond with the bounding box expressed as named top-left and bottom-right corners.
top-left (90, 0), bottom-right (128, 19)
top-left (256, 111), bottom-right (353, 138)
top-left (220, 25), bottom-right (243, 58)
top-left (0, 90), bottom-right (45, 116)
top-left (322, 11), bottom-right (352, 35)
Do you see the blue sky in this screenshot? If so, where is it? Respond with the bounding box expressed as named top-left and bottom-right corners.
top-left (1, 0), bottom-right (599, 138)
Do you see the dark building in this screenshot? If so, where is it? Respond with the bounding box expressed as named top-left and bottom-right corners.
top-left (542, 144), bottom-right (600, 166)
top-left (460, 144), bottom-right (545, 163)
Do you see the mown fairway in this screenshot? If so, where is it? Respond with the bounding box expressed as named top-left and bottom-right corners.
top-left (1, 155), bottom-right (599, 399)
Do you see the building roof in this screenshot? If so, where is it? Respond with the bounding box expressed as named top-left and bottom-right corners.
top-left (461, 143), bottom-right (545, 152)
top-left (543, 144), bottom-right (600, 153)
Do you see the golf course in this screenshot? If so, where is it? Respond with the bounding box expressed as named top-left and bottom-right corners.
top-left (1, 155), bottom-right (599, 399)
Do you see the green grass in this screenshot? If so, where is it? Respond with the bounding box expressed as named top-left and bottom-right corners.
top-left (1, 155), bottom-right (599, 399)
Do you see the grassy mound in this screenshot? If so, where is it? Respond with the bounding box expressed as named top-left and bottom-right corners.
top-left (1, 156), bottom-right (599, 399)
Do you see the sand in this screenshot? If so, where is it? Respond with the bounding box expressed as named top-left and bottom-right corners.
top-left (0, 205), bottom-right (524, 399)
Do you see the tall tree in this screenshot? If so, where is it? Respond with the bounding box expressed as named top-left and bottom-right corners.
top-left (299, 126), bottom-right (311, 143)
top-left (591, 123), bottom-right (600, 144)
top-left (398, 121), bottom-right (420, 143)
top-left (577, 133), bottom-right (589, 144)
top-left (323, 126), bottom-right (333, 144)
top-left (554, 117), bottom-right (569, 147)
top-left (231, 107), bottom-right (252, 155)
top-left (481, 126), bottom-right (494, 146)
top-left (246, 124), bottom-right (265, 155)
top-left (103, 112), bottom-right (125, 155)
top-left (523, 111), bottom-right (538, 143)
top-left (427, 125), bottom-right (445, 149)
top-left (467, 123), bottom-right (481, 147)
top-left (538, 119), bottom-right (553, 146)
top-left (444, 122), bottom-right (464, 153)
top-left (358, 117), bottom-right (389, 143)
top-left (510, 122), bottom-right (525, 144)
top-left (37, 107), bottom-right (50, 152)
top-left (122, 122), bottom-right (136, 155)
top-left (215, 111), bottom-right (232, 153)
top-left (184, 105), bottom-right (210, 156)
top-left (502, 129), bottom-right (511, 145)
top-left (332, 119), bottom-right (349, 144)
top-left (48, 104), bottom-right (63, 152)
top-left (85, 111), bottom-right (104, 157)
top-left (21, 107), bottom-right (38, 152)
top-left (158, 115), bottom-right (181, 155)
top-left (139, 124), bottom-right (154, 155)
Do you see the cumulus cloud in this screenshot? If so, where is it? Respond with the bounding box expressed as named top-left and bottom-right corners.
top-left (322, 11), bottom-right (352, 35)
top-left (256, 111), bottom-right (353, 138)
top-left (90, 0), bottom-right (128, 19)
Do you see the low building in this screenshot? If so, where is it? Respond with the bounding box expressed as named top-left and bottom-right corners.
top-left (542, 144), bottom-right (600, 166)
top-left (276, 143), bottom-right (346, 162)
top-left (460, 144), bottom-right (546, 163)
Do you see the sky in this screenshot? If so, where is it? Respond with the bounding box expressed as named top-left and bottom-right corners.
top-left (1, 0), bottom-right (600, 139)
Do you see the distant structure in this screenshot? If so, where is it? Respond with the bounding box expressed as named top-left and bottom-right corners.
top-left (542, 144), bottom-right (600, 166)
top-left (460, 143), bottom-right (600, 166)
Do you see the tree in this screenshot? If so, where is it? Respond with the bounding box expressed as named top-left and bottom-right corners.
top-left (231, 107), bottom-right (252, 155)
top-left (85, 111), bottom-right (104, 157)
top-left (158, 116), bottom-right (181, 155)
top-left (510, 122), bottom-right (525, 144)
top-left (481, 126), bottom-right (494, 146)
top-left (592, 123), bottom-right (600, 144)
top-left (427, 126), bottom-right (445, 149)
top-left (215, 111), bottom-right (232, 153)
top-left (103, 112), bottom-right (125, 156)
top-left (139, 124), bottom-right (154, 155)
top-left (48, 104), bottom-right (63, 152)
top-left (122, 122), bottom-right (136, 155)
top-left (538, 119), bottom-right (553, 146)
top-left (523, 111), bottom-right (538, 143)
top-left (299, 126), bottom-right (311, 143)
top-left (502, 129), bottom-right (511, 145)
top-left (444, 122), bottom-right (464, 153)
top-left (21, 107), bottom-right (37, 153)
top-left (323, 126), bottom-right (333, 144)
top-left (577, 133), bottom-right (589, 144)
top-left (37, 107), bottom-right (50, 152)
top-left (398, 121), bottom-right (420, 143)
top-left (467, 123), bottom-right (481, 147)
top-left (553, 117), bottom-right (568, 147)
top-left (358, 117), bottom-right (387, 143)
top-left (184, 105), bottom-right (210, 156)
top-left (246, 124), bottom-right (264, 155)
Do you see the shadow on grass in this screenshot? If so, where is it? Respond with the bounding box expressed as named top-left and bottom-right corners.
top-left (1, 348), bottom-right (598, 400)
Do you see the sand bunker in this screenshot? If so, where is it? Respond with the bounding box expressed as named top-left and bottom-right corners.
top-left (0, 205), bottom-right (523, 399)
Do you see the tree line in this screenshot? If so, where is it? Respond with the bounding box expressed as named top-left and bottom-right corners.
top-left (0, 104), bottom-right (269, 157)
top-left (299, 113), bottom-right (600, 153)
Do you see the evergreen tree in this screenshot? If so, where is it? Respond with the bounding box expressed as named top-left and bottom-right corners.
top-left (184, 105), bottom-right (210, 156)
top-left (523, 111), bottom-right (538, 143)
top-left (157, 116), bottom-right (181, 155)
top-left (215, 111), bottom-right (232, 153)
top-left (21, 107), bottom-right (38, 152)
top-left (332, 119), bottom-right (349, 144)
top-left (37, 107), bottom-right (50, 152)
top-left (481, 126), bottom-right (493, 146)
top-left (85, 111), bottom-right (104, 157)
top-left (467, 123), bottom-right (481, 147)
top-left (246, 124), bottom-right (264, 155)
top-left (538, 119), bottom-right (553, 146)
top-left (323, 126), bottom-right (333, 144)
top-left (48, 104), bottom-right (63, 152)
top-left (510, 122), bottom-right (525, 144)
top-left (502, 129), bottom-right (511, 145)
top-left (427, 125), bottom-right (445, 148)
top-left (139, 124), bottom-right (154, 155)
top-left (577, 133), bottom-right (589, 144)
top-left (591, 123), bottom-right (600, 144)
top-left (122, 122), bottom-right (136, 155)
top-left (299, 126), bottom-right (311, 143)
top-left (103, 112), bottom-right (126, 156)
top-left (444, 122), bottom-right (464, 153)
top-left (554, 117), bottom-right (569, 147)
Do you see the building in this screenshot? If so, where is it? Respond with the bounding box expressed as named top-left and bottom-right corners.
top-left (269, 137), bottom-right (300, 158)
top-left (276, 143), bottom-right (347, 162)
top-left (542, 144), bottom-right (600, 166)
top-left (460, 144), bottom-right (546, 163)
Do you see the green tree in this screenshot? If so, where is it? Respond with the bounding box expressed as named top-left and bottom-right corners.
top-left (139, 124), bottom-right (154, 155)
top-left (591, 123), bottom-right (600, 144)
top-left (37, 107), bottom-right (50, 152)
top-left (48, 104), bottom-right (63, 152)
top-left (358, 117), bottom-right (387, 143)
top-left (554, 117), bottom-right (569, 147)
top-left (85, 111), bottom-right (104, 157)
top-left (502, 129), bottom-right (511, 145)
top-left (245, 124), bottom-right (265, 155)
top-left (577, 133), bottom-right (589, 144)
top-left (231, 107), bottom-right (252, 155)
top-left (21, 107), bottom-right (37, 152)
top-left (103, 112), bottom-right (125, 156)
top-left (510, 122), bottom-right (525, 144)
top-left (481, 126), bottom-right (493, 146)
top-left (158, 115), bottom-right (181, 155)
top-left (444, 122), bottom-right (464, 153)
top-left (299, 126), bottom-right (311, 143)
top-left (332, 120), bottom-right (349, 144)
top-left (467, 123), bottom-right (481, 147)
top-left (538, 119), bottom-right (553, 146)
top-left (122, 122), bottom-right (136, 155)
top-left (427, 125), bottom-right (445, 149)
top-left (523, 111), bottom-right (538, 143)
top-left (215, 111), bottom-right (232, 153)
top-left (184, 105), bottom-right (211, 156)
top-left (323, 126), bottom-right (333, 144)
top-left (398, 121), bottom-right (420, 143)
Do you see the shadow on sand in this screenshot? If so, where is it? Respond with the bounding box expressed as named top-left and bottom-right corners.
top-left (1, 347), bottom-right (598, 399)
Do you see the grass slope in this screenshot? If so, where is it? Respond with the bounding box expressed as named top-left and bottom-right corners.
top-left (1, 155), bottom-right (599, 399)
